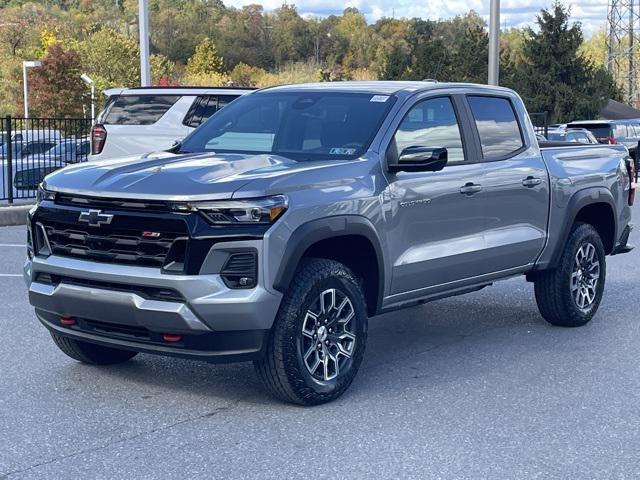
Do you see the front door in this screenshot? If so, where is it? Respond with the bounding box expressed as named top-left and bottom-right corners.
top-left (383, 95), bottom-right (487, 297)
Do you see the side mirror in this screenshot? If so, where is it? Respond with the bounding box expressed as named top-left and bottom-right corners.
top-left (388, 146), bottom-right (448, 173)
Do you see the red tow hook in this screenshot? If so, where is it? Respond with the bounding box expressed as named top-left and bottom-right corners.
top-left (60, 317), bottom-right (77, 326)
top-left (162, 334), bottom-right (183, 343)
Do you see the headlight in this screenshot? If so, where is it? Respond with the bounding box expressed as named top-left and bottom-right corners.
top-left (189, 195), bottom-right (288, 225)
top-left (36, 184), bottom-right (55, 204)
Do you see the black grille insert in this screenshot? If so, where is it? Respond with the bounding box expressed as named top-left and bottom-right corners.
top-left (221, 250), bottom-right (258, 289)
top-left (41, 219), bottom-right (185, 268)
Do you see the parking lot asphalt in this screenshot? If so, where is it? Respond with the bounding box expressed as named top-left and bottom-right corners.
top-left (1, 206), bottom-right (639, 479)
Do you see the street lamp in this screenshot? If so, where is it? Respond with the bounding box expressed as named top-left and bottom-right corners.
top-left (22, 60), bottom-right (42, 119)
top-left (81, 73), bottom-right (95, 123)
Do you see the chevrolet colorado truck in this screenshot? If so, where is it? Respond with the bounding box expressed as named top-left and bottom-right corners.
top-left (25, 82), bottom-right (636, 405)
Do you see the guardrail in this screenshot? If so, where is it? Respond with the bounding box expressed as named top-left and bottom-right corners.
top-left (1, 116), bottom-right (91, 203)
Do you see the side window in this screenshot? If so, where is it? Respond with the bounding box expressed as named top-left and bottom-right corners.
top-left (614, 123), bottom-right (628, 137)
top-left (184, 95), bottom-right (240, 128)
top-left (467, 96), bottom-right (524, 159)
top-left (102, 95), bottom-right (180, 125)
top-left (391, 96), bottom-right (465, 163)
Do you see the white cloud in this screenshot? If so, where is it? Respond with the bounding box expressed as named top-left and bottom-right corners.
top-left (224, 0), bottom-right (608, 36)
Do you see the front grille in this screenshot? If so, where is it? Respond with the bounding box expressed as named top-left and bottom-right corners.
top-left (39, 217), bottom-right (187, 268)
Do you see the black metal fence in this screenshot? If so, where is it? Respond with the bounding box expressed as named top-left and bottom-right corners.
top-left (0, 116), bottom-right (91, 203)
top-left (530, 111), bottom-right (549, 138)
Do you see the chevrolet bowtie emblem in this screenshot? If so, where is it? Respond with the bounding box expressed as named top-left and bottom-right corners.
top-left (78, 209), bottom-right (114, 227)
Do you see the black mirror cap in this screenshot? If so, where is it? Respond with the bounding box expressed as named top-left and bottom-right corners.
top-left (388, 146), bottom-right (448, 173)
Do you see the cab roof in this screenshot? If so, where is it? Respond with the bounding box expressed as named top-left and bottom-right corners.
top-left (261, 81), bottom-right (516, 96)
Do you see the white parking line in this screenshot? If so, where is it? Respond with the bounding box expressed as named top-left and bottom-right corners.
top-left (0, 274), bottom-right (22, 277)
top-left (0, 244), bottom-right (25, 247)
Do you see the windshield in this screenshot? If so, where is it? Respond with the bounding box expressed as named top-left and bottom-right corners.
top-left (547, 132), bottom-right (565, 141)
top-left (179, 91), bottom-right (396, 160)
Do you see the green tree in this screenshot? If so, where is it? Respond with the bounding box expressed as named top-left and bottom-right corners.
top-left (270, 5), bottom-right (311, 67)
top-left (185, 37), bottom-right (224, 76)
top-left (507, 2), bottom-right (618, 122)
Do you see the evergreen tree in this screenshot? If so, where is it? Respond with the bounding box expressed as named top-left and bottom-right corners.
top-left (507, 2), bottom-right (618, 122)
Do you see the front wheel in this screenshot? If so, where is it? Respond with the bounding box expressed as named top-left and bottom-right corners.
top-left (254, 258), bottom-right (368, 405)
top-left (534, 223), bottom-right (606, 327)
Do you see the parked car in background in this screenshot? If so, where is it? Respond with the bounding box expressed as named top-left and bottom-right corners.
top-left (547, 128), bottom-right (599, 144)
top-left (567, 120), bottom-right (640, 158)
top-left (0, 130), bottom-right (61, 146)
top-left (0, 139), bottom-right (57, 160)
top-left (44, 139), bottom-right (90, 165)
top-left (90, 86), bottom-right (254, 161)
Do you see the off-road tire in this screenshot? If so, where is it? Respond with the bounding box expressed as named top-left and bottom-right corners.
top-left (51, 332), bottom-right (138, 365)
top-left (534, 223), bottom-right (606, 327)
top-left (254, 258), bottom-right (368, 405)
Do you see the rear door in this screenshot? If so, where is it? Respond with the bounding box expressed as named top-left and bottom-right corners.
top-left (465, 95), bottom-right (549, 272)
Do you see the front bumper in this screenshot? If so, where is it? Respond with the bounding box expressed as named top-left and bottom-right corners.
top-left (25, 249), bottom-right (282, 362)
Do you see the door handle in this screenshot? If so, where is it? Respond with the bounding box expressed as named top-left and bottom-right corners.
top-left (522, 176), bottom-right (542, 188)
top-left (459, 182), bottom-right (483, 195)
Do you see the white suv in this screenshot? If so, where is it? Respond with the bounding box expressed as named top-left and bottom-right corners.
top-left (90, 87), bottom-right (253, 161)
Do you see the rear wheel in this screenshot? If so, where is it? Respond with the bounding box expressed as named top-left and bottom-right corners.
top-left (50, 332), bottom-right (138, 365)
top-left (534, 223), bottom-right (606, 327)
top-left (254, 258), bottom-right (368, 405)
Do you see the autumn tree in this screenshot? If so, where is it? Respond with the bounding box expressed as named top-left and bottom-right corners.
top-left (28, 44), bottom-right (85, 117)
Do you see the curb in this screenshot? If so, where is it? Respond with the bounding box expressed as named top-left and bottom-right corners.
top-left (0, 204), bottom-right (33, 226)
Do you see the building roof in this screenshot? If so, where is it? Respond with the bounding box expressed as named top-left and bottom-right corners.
top-left (599, 99), bottom-right (640, 120)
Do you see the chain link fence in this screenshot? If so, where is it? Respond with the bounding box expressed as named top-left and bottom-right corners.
top-left (1, 116), bottom-right (91, 203)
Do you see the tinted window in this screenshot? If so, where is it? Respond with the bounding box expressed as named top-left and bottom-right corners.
top-left (183, 95), bottom-right (239, 128)
top-left (392, 97), bottom-right (465, 163)
top-left (180, 92), bottom-right (395, 160)
top-left (102, 95), bottom-right (180, 125)
top-left (468, 96), bottom-right (524, 159)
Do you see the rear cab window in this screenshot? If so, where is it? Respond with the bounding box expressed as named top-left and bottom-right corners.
top-left (569, 123), bottom-right (612, 142)
top-left (467, 95), bottom-right (524, 159)
top-left (101, 95), bottom-right (180, 125)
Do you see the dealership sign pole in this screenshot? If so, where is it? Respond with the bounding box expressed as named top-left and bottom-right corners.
top-left (139, 0), bottom-right (151, 87)
top-left (488, 0), bottom-right (500, 85)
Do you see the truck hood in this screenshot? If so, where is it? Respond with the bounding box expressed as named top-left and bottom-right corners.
top-left (43, 151), bottom-right (360, 201)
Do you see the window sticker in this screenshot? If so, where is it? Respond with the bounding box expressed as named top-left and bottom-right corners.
top-left (329, 147), bottom-right (357, 155)
top-left (370, 95), bottom-right (390, 103)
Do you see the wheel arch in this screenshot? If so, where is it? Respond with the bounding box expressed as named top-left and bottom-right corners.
top-left (273, 216), bottom-right (385, 316)
top-left (548, 188), bottom-right (618, 268)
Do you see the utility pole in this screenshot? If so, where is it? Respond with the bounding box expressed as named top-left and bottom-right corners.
top-left (139, 0), bottom-right (151, 86)
top-left (488, 0), bottom-right (500, 85)
top-left (607, 0), bottom-right (640, 104)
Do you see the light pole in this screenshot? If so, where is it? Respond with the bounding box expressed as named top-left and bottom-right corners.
top-left (22, 60), bottom-right (42, 119)
top-left (81, 74), bottom-right (95, 123)
top-left (488, 0), bottom-right (500, 85)
top-left (139, 0), bottom-right (151, 86)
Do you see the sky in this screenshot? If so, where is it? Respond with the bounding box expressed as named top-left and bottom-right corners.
top-left (224, 0), bottom-right (609, 36)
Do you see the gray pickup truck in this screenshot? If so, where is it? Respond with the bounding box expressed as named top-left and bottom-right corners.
top-left (25, 82), bottom-right (636, 405)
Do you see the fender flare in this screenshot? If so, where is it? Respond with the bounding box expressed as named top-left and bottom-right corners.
top-left (547, 187), bottom-right (618, 268)
top-left (273, 215), bottom-right (385, 314)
